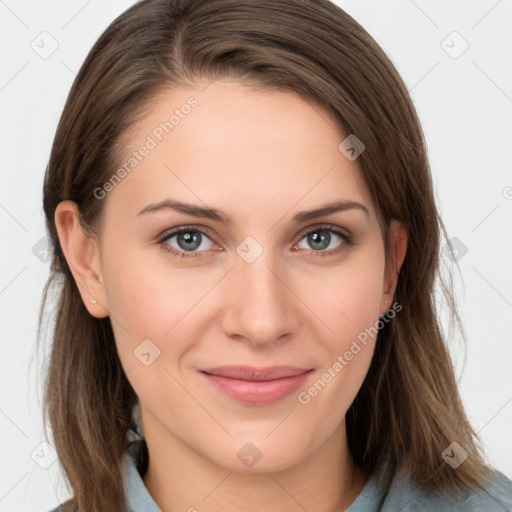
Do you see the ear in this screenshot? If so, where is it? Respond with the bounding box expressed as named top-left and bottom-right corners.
top-left (380, 219), bottom-right (407, 315)
top-left (54, 200), bottom-right (109, 318)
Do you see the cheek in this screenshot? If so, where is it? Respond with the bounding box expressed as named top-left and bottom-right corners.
top-left (295, 266), bottom-right (382, 430)
top-left (100, 242), bottom-right (217, 380)
top-left (300, 253), bottom-right (385, 345)
top-left (101, 249), bottom-right (196, 399)
top-left (101, 243), bottom-right (182, 335)
top-left (99, 243), bottom-right (178, 372)
top-left (293, 251), bottom-right (384, 409)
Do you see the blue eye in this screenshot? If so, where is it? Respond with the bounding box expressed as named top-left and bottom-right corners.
top-left (296, 228), bottom-right (347, 253)
top-left (159, 227), bottom-right (214, 258)
top-left (156, 224), bottom-right (353, 259)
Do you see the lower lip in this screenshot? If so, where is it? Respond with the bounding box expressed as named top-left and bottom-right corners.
top-left (200, 370), bottom-right (313, 405)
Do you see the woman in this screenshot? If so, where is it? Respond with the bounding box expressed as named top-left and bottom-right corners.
top-left (40, 0), bottom-right (512, 510)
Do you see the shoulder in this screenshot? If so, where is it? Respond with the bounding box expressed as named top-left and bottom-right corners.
top-left (383, 467), bottom-right (512, 511)
top-left (348, 461), bottom-right (512, 512)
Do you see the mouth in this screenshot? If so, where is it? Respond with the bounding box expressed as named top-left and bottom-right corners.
top-left (199, 365), bottom-right (314, 405)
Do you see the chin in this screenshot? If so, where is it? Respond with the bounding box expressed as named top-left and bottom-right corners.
top-left (206, 439), bottom-right (310, 475)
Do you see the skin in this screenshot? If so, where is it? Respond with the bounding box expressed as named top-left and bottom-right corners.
top-left (55, 79), bottom-right (407, 512)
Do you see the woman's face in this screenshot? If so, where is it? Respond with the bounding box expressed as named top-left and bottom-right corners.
top-left (85, 80), bottom-right (404, 472)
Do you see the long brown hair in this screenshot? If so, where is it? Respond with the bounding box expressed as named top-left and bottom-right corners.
top-left (39, 0), bottom-right (492, 510)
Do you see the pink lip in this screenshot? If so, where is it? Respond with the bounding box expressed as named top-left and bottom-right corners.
top-left (199, 365), bottom-right (313, 405)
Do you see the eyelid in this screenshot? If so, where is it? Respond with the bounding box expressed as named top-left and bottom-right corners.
top-left (294, 223), bottom-right (351, 241)
top-left (156, 224), bottom-right (218, 244)
top-left (291, 223), bottom-right (353, 257)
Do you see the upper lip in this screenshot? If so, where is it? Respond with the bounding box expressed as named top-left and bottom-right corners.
top-left (200, 365), bottom-right (312, 382)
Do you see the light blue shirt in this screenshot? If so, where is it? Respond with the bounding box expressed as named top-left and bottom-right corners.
top-left (49, 439), bottom-right (512, 511)
top-left (122, 440), bottom-right (512, 511)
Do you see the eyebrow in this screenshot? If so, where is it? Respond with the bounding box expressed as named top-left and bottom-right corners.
top-left (136, 198), bottom-right (370, 224)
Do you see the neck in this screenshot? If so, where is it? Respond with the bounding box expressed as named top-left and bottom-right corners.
top-left (141, 416), bottom-right (367, 512)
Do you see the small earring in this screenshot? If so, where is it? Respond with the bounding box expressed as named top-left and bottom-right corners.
top-left (384, 299), bottom-right (388, 305)
top-left (90, 299), bottom-right (97, 305)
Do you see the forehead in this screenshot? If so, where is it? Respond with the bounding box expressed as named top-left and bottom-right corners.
top-left (105, 80), bottom-right (375, 223)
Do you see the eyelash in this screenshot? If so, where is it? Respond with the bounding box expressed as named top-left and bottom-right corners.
top-left (155, 224), bottom-right (354, 260)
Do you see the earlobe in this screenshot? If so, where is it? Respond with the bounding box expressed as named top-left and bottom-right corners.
top-left (54, 200), bottom-right (109, 318)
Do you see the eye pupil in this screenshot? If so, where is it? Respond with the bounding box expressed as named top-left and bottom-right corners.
top-left (177, 231), bottom-right (201, 251)
top-left (308, 230), bottom-right (330, 250)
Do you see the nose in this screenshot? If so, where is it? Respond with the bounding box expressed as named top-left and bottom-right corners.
top-left (220, 253), bottom-right (299, 349)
